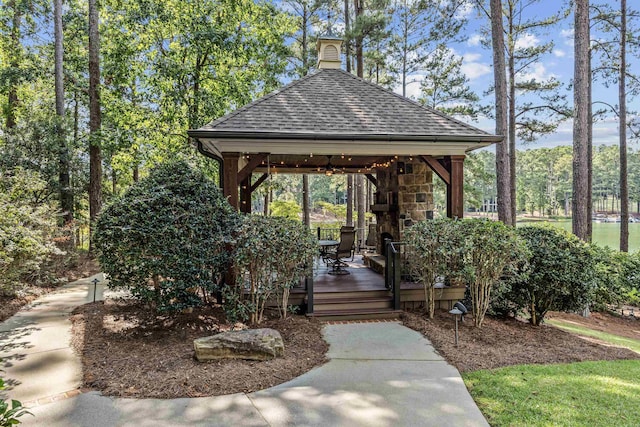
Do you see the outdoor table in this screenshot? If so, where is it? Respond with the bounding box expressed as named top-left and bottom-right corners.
top-left (318, 239), bottom-right (338, 265)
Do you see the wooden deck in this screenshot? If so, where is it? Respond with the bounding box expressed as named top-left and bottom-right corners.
top-left (288, 255), bottom-right (465, 320)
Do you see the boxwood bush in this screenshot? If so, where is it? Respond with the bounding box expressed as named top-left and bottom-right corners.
top-left (94, 161), bottom-right (239, 312)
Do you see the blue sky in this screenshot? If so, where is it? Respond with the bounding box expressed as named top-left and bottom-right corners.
top-left (383, 1), bottom-right (639, 149)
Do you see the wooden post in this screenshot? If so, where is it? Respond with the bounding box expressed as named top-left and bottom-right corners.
top-left (240, 174), bottom-right (251, 213)
top-left (445, 155), bottom-right (465, 219)
top-left (222, 152), bottom-right (240, 210)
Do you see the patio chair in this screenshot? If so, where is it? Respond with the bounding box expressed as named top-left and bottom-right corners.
top-left (362, 223), bottom-right (377, 253)
top-left (325, 230), bottom-right (356, 275)
top-left (340, 225), bottom-right (356, 259)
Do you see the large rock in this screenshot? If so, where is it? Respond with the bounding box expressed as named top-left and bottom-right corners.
top-left (194, 328), bottom-right (285, 362)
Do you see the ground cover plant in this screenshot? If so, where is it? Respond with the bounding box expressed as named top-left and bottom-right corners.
top-left (0, 377), bottom-right (31, 426)
top-left (463, 360), bottom-right (640, 427)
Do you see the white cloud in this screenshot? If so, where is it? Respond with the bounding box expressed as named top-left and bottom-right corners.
top-left (515, 33), bottom-right (540, 50)
top-left (454, 2), bottom-right (474, 19)
top-left (517, 62), bottom-right (554, 83)
top-left (461, 62), bottom-right (492, 80)
top-left (393, 76), bottom-right (425, 100)
top-left (463, 52), bottom-right (482, 62)
top-left (561, 28), bottom-right (575, 47)
top-left (467, 34), bottom-right (483, 47)
top-left (553, 49), bottom-right (566, 58)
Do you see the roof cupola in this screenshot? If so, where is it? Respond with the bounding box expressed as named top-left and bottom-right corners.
top-left (316, 29), bottom-right (343, 70)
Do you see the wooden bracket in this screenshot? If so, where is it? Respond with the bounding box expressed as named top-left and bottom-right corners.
top-left (364, 173), bottom-right (378, 187)
top-left (250, 173), bottom-right (269, 192)
top-left (421, 155), bottom-right (450, 185)
top-left (238, 153), bottom-right (268, 183)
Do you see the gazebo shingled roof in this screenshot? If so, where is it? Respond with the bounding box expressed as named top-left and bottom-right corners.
top-left (189, 69), bottom-right (500, 162)
top-left (196, 69), bottom-right (496, 139)
top-left (188, 63), bottom-right (501, 217)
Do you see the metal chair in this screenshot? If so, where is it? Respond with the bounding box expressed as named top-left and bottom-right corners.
top-left (363, 223), bottom-right (377, 253)
top-left (325, 230), bottom-right (356, 275)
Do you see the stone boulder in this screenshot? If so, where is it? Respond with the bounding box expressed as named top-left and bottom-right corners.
top-left (194, 328), bottom-right (284, 362)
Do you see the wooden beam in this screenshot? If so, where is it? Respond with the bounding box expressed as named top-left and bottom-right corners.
top-left (250, 173), bottom-right (268, 192)
top-left (444, 155), bottom-right (465, 219)
top-left (240, 174), bottom-right (252, 214)
top-left (364, 173), bottom-right (377, 187)
top-left (238, 153), bottom-right (268, 183)
top-left (222, 152), bottom-right (240, 210)
top-left (421, 155), bottom-right (450, 185)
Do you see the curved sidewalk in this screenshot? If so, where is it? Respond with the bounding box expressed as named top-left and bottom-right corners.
top-left (1, 278), bottom-right (488, 427)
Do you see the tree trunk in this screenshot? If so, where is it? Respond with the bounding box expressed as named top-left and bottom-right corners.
top-left (345, 0), bottom-right (351, 73)
top-left (89, 0), bottom-right (103, 252)
top-left (619, 0), bottom-right (629, 251)
top-left (55, 0), bottom-right (73, 225)
top-left (6, 1), bottom-right (21, 130)
top-left (490, 0), bottom-right (514, 226)
top-left (303, 174), bottom-right (310, 228)
top-left (355, 0), bottom-right (363, 78)
top-left (507, 6), bottom-right (517, 224)
top-left (572, 0), bottom-right (591, 241)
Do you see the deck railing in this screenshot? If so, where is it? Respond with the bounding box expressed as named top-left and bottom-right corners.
top-left (384, 239), bottom-right (403, 310)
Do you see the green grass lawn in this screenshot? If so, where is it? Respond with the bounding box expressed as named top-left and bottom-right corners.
top-left (463, 360), bottom-right (640, 427)
top-left (547, 319), bottom-right (640, 354)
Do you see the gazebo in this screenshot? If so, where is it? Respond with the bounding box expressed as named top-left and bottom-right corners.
top-left (188, 35), bottom-right (500, 251)
top-left (188, 36), bottom-right (501, 318)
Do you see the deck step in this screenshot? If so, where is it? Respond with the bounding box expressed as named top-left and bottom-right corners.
top-left (311, 289), bottom-right (390, 300)
top-left (307, 308), bottom-right (403, 321)
top-left (313, 296), bottom-right (393, 311)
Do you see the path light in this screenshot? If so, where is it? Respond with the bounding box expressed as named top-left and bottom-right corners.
top-left (449, 307), bottom-right (463, 346)
top-left (92, 278), bottom-right (100, 303)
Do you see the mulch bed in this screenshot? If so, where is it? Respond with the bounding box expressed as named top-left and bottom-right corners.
top-left (70, 298), bottom-right (328, 398)
top-left (402, 309), bottom-right (640, 373)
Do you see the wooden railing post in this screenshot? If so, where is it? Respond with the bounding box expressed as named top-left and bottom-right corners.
top-left (305, 274), bottom-right (314, 314)
top-left (384, 239), bottom-right (392, 290)
top-left (392, 248), bottom-right (401, 310)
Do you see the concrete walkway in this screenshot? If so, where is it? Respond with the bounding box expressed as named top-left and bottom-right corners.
top-left (1, 278), bottom-right (488, 427)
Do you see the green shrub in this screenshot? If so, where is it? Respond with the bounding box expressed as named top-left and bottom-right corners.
top-left (0, 377), bottom-right (31, 426)
top-left (232, 215), bottom-right (316, 324)
top-left (0, 168), bottom-right (61, 295)
top-left (404, 218), bottom-right (461, 318)
top-left (508, 226), bottom-right (595, 325)
top-left (404, 218), bottom-right (523, 326)
top-left (94, 161), bottom-right (239, 313)
top-left (619, 251), bottom-right (640, 305)
top-left (270, 199), bottom-right (301, 220)
top-left (460, 219), bottom-right (525, 327)
top-left (589, 246), bottom-right (629, 310)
